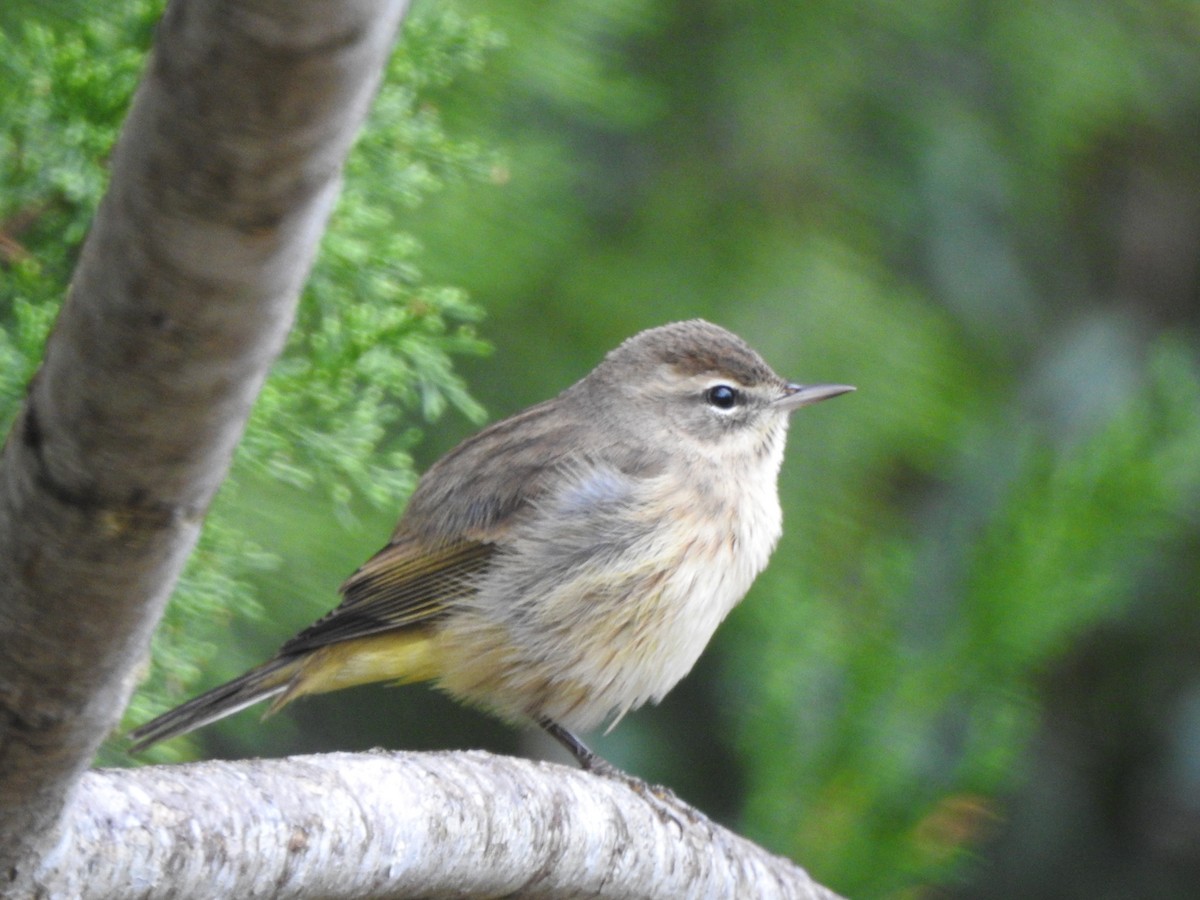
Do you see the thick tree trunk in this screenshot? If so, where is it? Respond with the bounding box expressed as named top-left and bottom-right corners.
top-left (0, 0), bottom-right (410, 886)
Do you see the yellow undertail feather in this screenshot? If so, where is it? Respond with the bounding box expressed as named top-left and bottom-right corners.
top-left (129, 628), bottom-right (441, 752)
top-left (269, 629), bottom-right (441, 711)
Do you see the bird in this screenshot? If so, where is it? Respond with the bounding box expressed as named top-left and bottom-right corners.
top-left (129, 319), bottom-right (854, 771)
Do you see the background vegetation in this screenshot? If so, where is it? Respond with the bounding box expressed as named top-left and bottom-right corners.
top-left (3, 1), bottom-right (1198, 896)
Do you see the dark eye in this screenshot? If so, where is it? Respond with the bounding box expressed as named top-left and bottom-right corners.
top-left (705, 384), bottom-right (738, 410)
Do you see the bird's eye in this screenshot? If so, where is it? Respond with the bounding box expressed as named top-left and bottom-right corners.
top-left (705, 384), bottom-right (739, 410)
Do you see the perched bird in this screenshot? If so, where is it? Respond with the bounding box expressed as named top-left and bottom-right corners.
top-left (130, 319), bottom-right (853, 770)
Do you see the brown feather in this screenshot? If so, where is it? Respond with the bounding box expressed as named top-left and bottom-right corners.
top-left (278, 538), bottom-right (494, 654)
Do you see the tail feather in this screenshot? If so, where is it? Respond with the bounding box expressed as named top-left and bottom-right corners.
top-left (127, 656), bottom-right (300, 753)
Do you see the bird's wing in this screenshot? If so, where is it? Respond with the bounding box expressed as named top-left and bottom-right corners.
top-left (395, 395), bottom-right (603, 543)
top-left (277, 536), bottom-right (495, 654)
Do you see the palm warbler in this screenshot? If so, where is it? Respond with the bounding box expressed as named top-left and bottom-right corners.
top-left (129, 319), bottom-right (853, 769)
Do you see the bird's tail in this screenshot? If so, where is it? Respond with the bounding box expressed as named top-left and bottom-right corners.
top-left (127, 656), bottom-right (300, 753)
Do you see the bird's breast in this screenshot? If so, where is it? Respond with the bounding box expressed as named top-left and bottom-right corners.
top-left (620, 468), bottom-right (783, 698)
top-left (434, 458), bottom-right (784, 730)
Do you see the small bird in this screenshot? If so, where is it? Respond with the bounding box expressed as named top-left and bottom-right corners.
top-left (129, 320), bottom-right (853, 770)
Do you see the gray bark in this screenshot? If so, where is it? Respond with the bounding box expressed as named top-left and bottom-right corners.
top-left (30, 750), bottom-right (841, 900)
top-left (0, 0), bottom-right (410, 885)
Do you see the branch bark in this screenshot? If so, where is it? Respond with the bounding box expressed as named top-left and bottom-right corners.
top-left (0, 0), bottom-right (410, 884)
top-left (29, 750), bottom-right (840, 900)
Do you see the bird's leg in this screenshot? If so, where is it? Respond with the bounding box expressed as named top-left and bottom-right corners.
top-left (536, 717), bottom-right (699, 826)
top-left (537, 717), bottom-right (619, 776)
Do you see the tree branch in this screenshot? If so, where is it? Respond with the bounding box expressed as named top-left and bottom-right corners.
top-left (30, 750), bottom-right (840, 899)
top-left (0, 0), bottom-right (410, 881)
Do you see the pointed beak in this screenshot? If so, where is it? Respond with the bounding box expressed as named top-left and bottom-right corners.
top-left (773, 382), bottom-right (856, 412)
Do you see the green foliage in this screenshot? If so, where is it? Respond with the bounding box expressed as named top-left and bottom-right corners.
top-left (731, 339), bottom-right (1200, 894)
top-left (0, 8), bottom-right (157, 432)
top-left (239, 9), bottom-right (501, 513)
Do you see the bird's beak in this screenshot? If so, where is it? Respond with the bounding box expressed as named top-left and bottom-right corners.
top-left (774, 382), bottom-right (856, 412)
